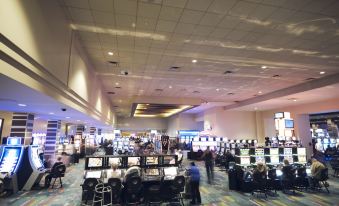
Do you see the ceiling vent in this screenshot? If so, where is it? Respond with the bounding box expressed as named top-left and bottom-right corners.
top-left (224, 70), bottom-right (233, 74)
top-left (108, 61), bottom-right (119, 66)
top-left (155, 89), bottom-right (163, 92)
top-left (115, 86), bottom-right (121, 89)
top-left (272, 74), bottom-right (281, 78)
top-left (227, 92), bottom-right (235, 95)
top-left (107, 92), bottom-right (115, 94)
top-left (305, 77), bottom-right (316, 81)
top-left (168, 66), bottom-right (181, 71)
top-left (193, 91), bottom-right (200, 93)
top-left (234, 100), bottom-right (240, 103)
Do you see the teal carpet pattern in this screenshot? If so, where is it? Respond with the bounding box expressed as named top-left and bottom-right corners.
top-left (0, 160), bottom-right (339, 206)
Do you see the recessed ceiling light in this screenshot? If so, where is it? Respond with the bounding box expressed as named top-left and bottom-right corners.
top-left (192, 59), bottom-right (197, 63)
top-left (258, 91), bottom-right (262, 94)
top-left (18, 103), bottom-right (26, 107)
top-left (320, 71), bottom-right (325, 75)
top-left (293, 99), bottom-right (297, 102)
top-left (169, 85), bottom-right (172, 89)
top-left (261, 66), bottom-right (267, 69)
top-left (66, 117), bottom-right (71, 119)
top-left (132, 23), bottom-right (136, 27)
top-left (254, 107), bottom-right (258, 110)
top-left (115, 82), bottom-right (119, 86)
top-left (49, 112), bottom-right (54, 115)
top-left (119, 100), bottom-right (122, 103)
top-left (76, 120), bottom-right (80, 122)
top-left (108, 52), bottom-right (114, 56)
top-left (216, 88), bottom-right (220, 91)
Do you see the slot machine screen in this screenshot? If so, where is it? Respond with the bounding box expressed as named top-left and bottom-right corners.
top-left (255, 148), bottom-right (264, 156)
top-left (123, 142), bottom-right (129, 146)
top-left (163, 155), bottom-right (176, 165)
top-left (270, 148), bottom-right (279, 155)
top-left (145, 168), bottom-right (159, 176)
top-left (87, 157), bottom-right (103, 168)
top-left (192, 145), bottom-right (199, 152)
top-left (285, 119), bottom-right (294, 128)
top-left (276, 169), bottom-right (283, 176)
top-left (297, 148), bottom-right (306, 156)
top-left (240, 149), bottom-right (249, 156)
top-left (146, 156), bottom-right (158, 166)
top-left (200, 137), bottom-right (207, 142)
top-left (240, 157), bottom-right (250, 165)
top-left (164, 167), bottom-right (177, 176)
top-left (0, 147), bottom-right (21, 173)
top-left (127, 157), bottom-right (141, 167)
top-left (109, 157), bottom-right (123, 167)
top-left (256, 156), bottom-right (265, 163)
top-left (285, 156), bottom-right (293, 164)
top-left (200, 146), bottom-right (207, 151)
top-left (270, 156), bottom-right (280, 164)
top-left (323, 139), bottom-right (329, 144)
top-left (306, 168), bottom-right (311, 175)
top-left (31, 147), bottom-right (43, 169)
top-left (86, 170), bottom-right (102, 179)
top-left (284, 148), bottom-right (292, 155)
top-left (298, 156), bottom-right (306, 163)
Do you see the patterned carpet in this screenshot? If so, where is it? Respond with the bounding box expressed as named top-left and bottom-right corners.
top-left (0, 159), bottom-right (339, 206)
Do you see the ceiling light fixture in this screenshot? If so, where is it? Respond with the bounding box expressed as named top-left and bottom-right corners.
top-left (108, 52), bottom-right (114, 56)
top-left (192, 59), bottom-right (197, 63)
top-left (49, 112), bottom-right (54, 115)
top-left (18, 103), bottom-right (26, 107)
top-left (261, 66), bottom-right (267, 69)
top-left (169, 85), bottom-right (172, 89)
top-left (119, 100), bottom-right (122, 103)
top-left (216, 88), bottom-right (220, 91)
top-left (293, 99), bottom-right (297, 102)
top-left (115, 82), bottom-right (119, 86)
top-left (76, 120), bottom-right (80, 122)
top-left (254, 107), bottom-right (258, 110)
top-left (258, 91), bottom-right (262, 94)
top-left (66, 117), bottom-right (71, 119)
top-left (320, 71), bottom-right (325, 75)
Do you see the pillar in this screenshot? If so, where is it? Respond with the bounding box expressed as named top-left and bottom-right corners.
top-left (295, 114), bottom-right (313, 159)
top-left (10, 112), bottom-right (34, 145)
top-left (255, 111), bottom-right (265, 144)
top-left (44, 120), bottom-right (61, 160)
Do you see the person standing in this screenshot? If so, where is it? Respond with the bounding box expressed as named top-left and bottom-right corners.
top-left (188, 162), bottom-right (201, 205)
top-left (201, 146), bottom-right (215, 184)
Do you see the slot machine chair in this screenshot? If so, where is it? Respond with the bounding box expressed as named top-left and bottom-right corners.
top-left (312, 168), bottom-right (330, 193)
top-left (81, 178), bottom-right (100, 205)
top-left (107, 178), bottom-right (122, 204)
top-left (124, 176), bottom-right (144, 205)
top-left (295, 167), bottom-right (309, 191)
top-left (266, 169), bottom-right (279, 194)
top-left (93, 183), bottom-right (112, 206)
top-left (281, 167), bottom-right (296, 194)
top-left (163, 175), bottom-right (185, 205)
top-left (50, 164), bottom-right (66, 189)
top-left (145, 176), bottom-right (164, 205)
top-left (329, 159), bottom-right (339, 177)
top-left (252, 171), bottom-right (267, 198)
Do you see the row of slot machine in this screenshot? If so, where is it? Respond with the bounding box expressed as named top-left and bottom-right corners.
top-left (0, 137), bottom-right (46, 194)
top-left (112, 138), bottom-right (135, 152)
top-left (234, 147), bottom-right (307, 167)
top-left (216, 139), bottom-right (258, 155)
top-left (83, 154), bottom-right (179, 181)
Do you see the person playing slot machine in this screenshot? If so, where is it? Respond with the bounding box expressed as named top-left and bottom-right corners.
top-left (44, 156), bottom-right (63, 188)
top-left (309, 158), bottom-right (326, 188)
top-left (107, 163), bottom-right (121, 179)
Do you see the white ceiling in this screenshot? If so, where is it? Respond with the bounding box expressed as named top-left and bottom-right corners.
top-left (58, 0), bottom-right (339, 116)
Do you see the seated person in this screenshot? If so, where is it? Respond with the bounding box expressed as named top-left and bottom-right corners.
top-left (123, 166), bottom-right (141, 183)
top-left (106, 163), bottom-right (122, 179)
top-left (253, 163), bottom-right (267, 186)
top-left (44, 156), bottom-right (63, 188)
top-left (308, 158), bottom-right (326, 188)
top-left (281, 159), bottom-right (294, 180)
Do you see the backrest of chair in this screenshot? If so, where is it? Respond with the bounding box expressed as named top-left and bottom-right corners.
top-left (83, 178), bottom-right (99, 191)
top-left (268, 169), bottom-right (276, 179)
top-left (297, 167), bottom-right (306, 177)
top-left (173, 175), bottom-right (185, 189)
top-left (107, 178), bottom-right (122, 192)
top-left (126, 176), bottom-right (142, 192)
top-left (320, 168), bottom-right (329, 181)
top-left (54, 164), bottom-right (66, 177)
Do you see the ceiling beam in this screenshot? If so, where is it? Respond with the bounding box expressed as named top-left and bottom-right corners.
top-left (224, 72), bottom-right (339, 110)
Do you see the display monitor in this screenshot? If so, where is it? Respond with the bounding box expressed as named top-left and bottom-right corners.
top-left (240, 157), bottom-right (250, 165)
top-left (163, 155), bottom-right (176, 165)
top-left (255, 156), bottom-right (265, 164)
top-left (284, 156), bottom-right (293, 164)
top-left (0, 118), bottom-right (3, 138)
top-left (127, 157), bottom-right (141, 167)
top-left (109, 157), bottom-right (123, 167)
top-left (284, 148), bottom-right (293, 155)
top-left (31, 146), bottom-right (44, 169)
top-left (285, 119), bottom-right (294, 128)
top-left (6, 137), bottom-right (22, 145)
top-left (255, 148), bottom-right (264, 156)
top-left (270, 148), bottom-right (279, 155)
top-left (200, 137), bottom-right (207, 142)
top-left (275, 112), bottom-right (284, 119)
top-left (306, 168), bottom-right (311, 175)
top-left (145, 168), bottom-right (159, 176)
top-left (323, 139), bottom-right (329, 144)
top-left (146, 156), bottom-right (158, 166)
top-left (0, 147), bottom-right (22, 173)
top-left (298, 156), bottom-right (306, 163)
top-left (123, 142), bottom-right (129, 146)
top-left (270, 156), bottom-right (280, 164)
top-left (297, 148), bottom-right (306, 156)
top-left (276, 169), bottom-right (283, 176)
top-left (164, 167), bottom-right (177, 176)
top-left (87, 157), bottom-right (103, 168)
top-left (86, 170), bottom-right (102, 179)
top-left (240, 149), bottom-right (249, 156)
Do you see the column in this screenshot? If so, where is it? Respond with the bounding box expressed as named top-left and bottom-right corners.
top-left (76, 125), bottom-right (84, 157)
top-left (255, 111), bottom-right (265, 144)
top-left (295, 114), bottom-right (313, 159)
top-left (44, 120), bottom-right (61, 160)
top-left (10, 112), bottom-right (34, 145)
top-left (89, 127), bottom-right (96, 136)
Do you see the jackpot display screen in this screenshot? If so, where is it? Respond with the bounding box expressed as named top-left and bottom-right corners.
top-left (0, 147), bottom-right (21, 173)
top-left (145, 168), bottom-right (159, 176)
top-left (297, 148), bottom-right (306, 156)
top-left (87, 157), bottom-right (103, 168)
top-left (127, 157), bottom-right (140, 167)
top-left (255, 148), bottom-right (264, 156)
top-left (270, 148), bottom-right (279, 155)
top-left (298, 156), bottom-right (307, 163)
top-left (240, 149), bottom-right (249, 156)
top-left (86, 170), bottom-right (102, 179)
top-left (146, 156), bottom-right (158, 165)
top-left (31, 147), bottom-right (43, 169)
top-left (284, 148), bottom-right (293, 155)
top-left (109, 157), bottom-right (122, 167)
top-left (164, 167), bottom-right (177, 176)
top-left (240, 157), bottom-right (250, 165)
top-left (163, 155), bottom-right (176, 165)
top-left (270, 156), bottom-right (280, 164)
top-left (256, 156), bottom-right (265, 163)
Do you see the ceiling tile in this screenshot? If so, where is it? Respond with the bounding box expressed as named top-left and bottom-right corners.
top-left (281, 0), bottom-right (312, 10)
top-left (180, 9), bottom-right (205, 24)
top-left (115, 14), bottom-right (136, 29)
top-left (137, 2), bottom-right (161, 18)
top-left (68, 7), bottom-right (93, 23)
top-left (300, 0), bottom-right (335, 13)
top-left (159, 6), bottom-right (183, 21)
top-left (163, 0), bottom-right (188, 8)
top-left (209, 28), bottom-right (231, 38)
top-left (92, 11), bottom-right (115, 25)
top-left (208, 0), bottom-right (238, 14)
top-left (200, 13), bottom-right (224, 26)
top-left (218, 15), bottom-right (241, 29)
top-left (261, 0), bottom-right (286, 7)
top-left (174, 23), bottom-right (196, 35)
top-left (114, 0), bottom-right (137, 15)
top-left (225, 30), bottom-right (248, 41)
top-left (64, 0), bottom-right (90, 9)
top-left (248, 4), bottom-right (278, 20)
top-left (267, 8), bottom-right (296, 23)
top-left (89, 0), bottom-right (113, 12)
top-left (193, 25), bottom-right (214, 36)
top-left (320, 1), bottom-right (339, 17)
top-left (156, 20), bottom-right (177, 32)
top-left (228, 1), bottom-right (258, 17)
top-left (136, 17), bottom-right (157, 31)
top-left (186, 0), bottom-right (214, 11)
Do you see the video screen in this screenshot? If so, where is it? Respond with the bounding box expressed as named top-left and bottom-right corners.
top-left (127, 157), bottom-right (141, 167)
top-left (123, 142), bottom-right (129, 146)
top-left (240, 149), bottom-right (249, 156)
top-left (31, 147), bottom-right (43, 169)
top-left (270, 156), bottom-right (280, 164)
top-left (298, 156), bottom-right (306, 163)
top-left (256, 156), bottom-right (265, 163)
top-left (163, 156), bottom-right (176, 165)
top-left (275, 112), bottom-right (284, 119)
top-left (88, 157), bottom-right (103, 168)
top-left (306, 168), bottom-right (311, 175)
top-left (270, 148), bottom-right (279, 155)
top-left (146, 156), bottom-right (158, 165)
top-left (240, 157), bottom-right (250, 165)
top-left (164, 167), bottom-right (177, 176)
top-left (86, 170), bottom-right (102, 179)
top-left (297, 148), bottom-right (306, 156)
top-left (145, 168), bottom-right (159, 176)
top-left (323, 139), bottom-right (329, 144)
top-left (255, 148), bottom-right (264, 156)
top-left (200, 138), bottom-right (207, 142)
top-left (192, 146), bottom-right (199, 152)
top-left (109, 157), bottom-right (122, 167)
top-left (285, 156), bottom-right (293, 164)
top-left (284, 148), bottom-right (293, 155)
top-left (276, 169), bottom-right (283, 176)
top-left (0, 148), bottom-right (21, 173)
top-left (285, 119), bottom-right (294, 128)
